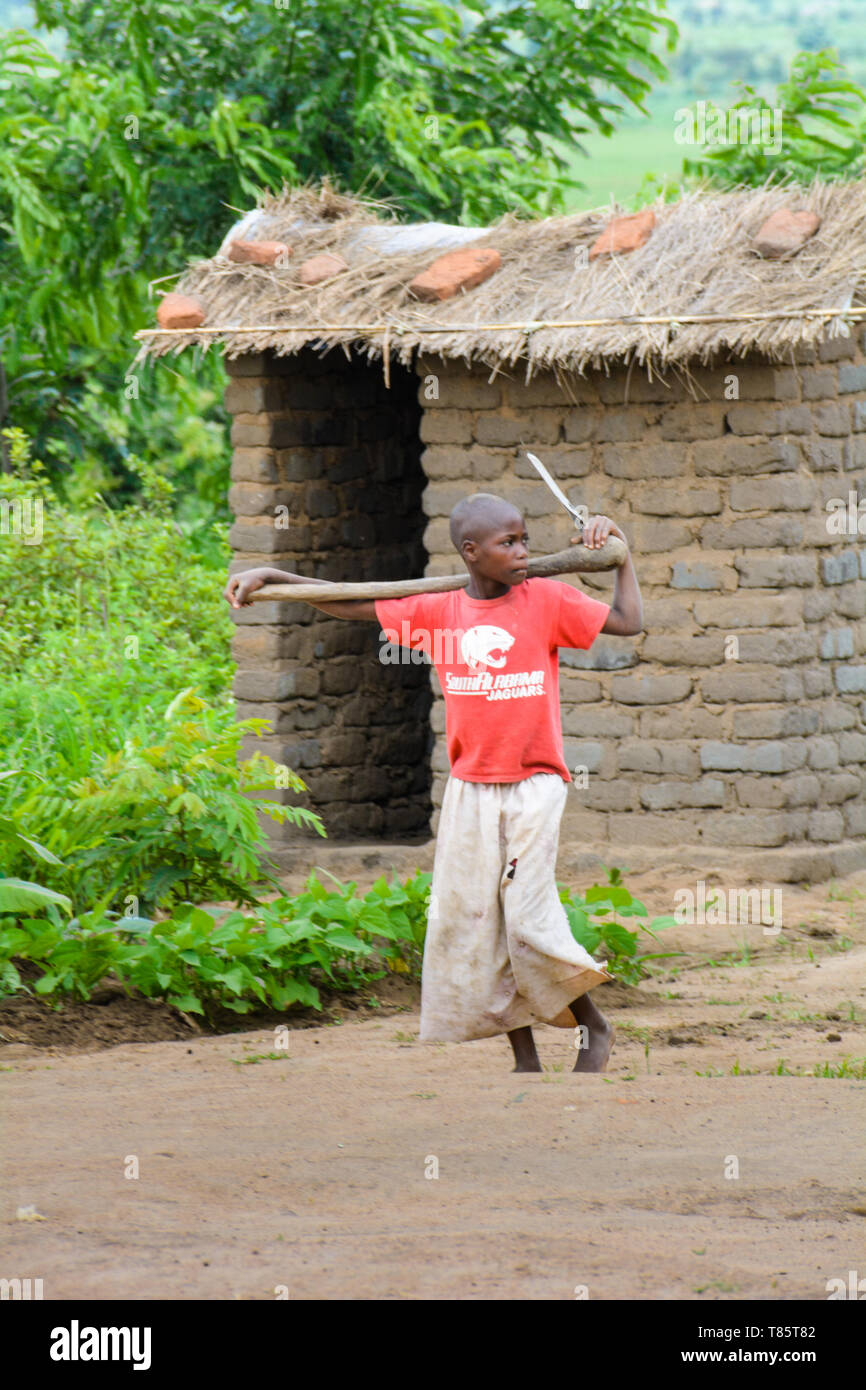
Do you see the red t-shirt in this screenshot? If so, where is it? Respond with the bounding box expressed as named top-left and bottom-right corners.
top-left (375, 577), bottom-right (611, 783)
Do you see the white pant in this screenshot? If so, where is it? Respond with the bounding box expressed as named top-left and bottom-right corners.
top-left (420, 772), bottom-right (612, 1043)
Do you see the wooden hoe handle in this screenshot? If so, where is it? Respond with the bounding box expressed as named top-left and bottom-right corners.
top-left (252, 537), bottom-right (627, 603)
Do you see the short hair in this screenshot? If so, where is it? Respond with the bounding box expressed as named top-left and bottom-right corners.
top-left (449, 493), bottom-right (523, 553)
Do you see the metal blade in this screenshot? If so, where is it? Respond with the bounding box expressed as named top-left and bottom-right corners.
top-left (525, 452), bottom-right (584, 530)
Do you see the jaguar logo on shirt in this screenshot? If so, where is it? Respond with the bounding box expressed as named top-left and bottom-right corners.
top-left (445, 624), bottom-right (546, 700)
top-left (460, 624), bottom-right (516, 670)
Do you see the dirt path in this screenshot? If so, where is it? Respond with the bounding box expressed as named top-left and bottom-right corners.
top-left (2, 867), bottom-right (865, 1300)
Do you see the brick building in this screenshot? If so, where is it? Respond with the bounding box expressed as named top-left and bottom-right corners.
top-left (136, 181), bottom-right (866, 882)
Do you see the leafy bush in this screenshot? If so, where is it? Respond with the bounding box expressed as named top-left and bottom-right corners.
top-left (681, 50), bottom-right (866, 187)
top-left (0, 857), bottom-right (677, 1020)
top-left (0, 428), bottom-right (234, 791)
top-left (0, 869), bottom-right (433, 1020)
top-left (9, 689), bottom-right (324, 916)
top-left (559, 865), bottom-right (680, 985)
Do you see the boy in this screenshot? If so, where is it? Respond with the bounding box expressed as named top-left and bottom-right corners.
top-left (225, 491), bottom-right (642, 1073)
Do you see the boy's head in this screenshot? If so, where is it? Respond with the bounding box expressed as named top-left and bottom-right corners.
top-left (449, 493), bottom-right (529, 587)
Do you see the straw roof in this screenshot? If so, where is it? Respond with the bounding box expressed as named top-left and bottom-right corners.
top-left (134, 177), bottom-right (866, 380)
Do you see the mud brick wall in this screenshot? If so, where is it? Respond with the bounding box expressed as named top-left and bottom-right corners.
top-left (227, 346), bottom-right (432, 841)
top-left (417, 330), bottom-right (866, 880)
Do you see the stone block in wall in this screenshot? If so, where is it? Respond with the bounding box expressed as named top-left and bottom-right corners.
top-left (619, 745), bottom-right (700, 778)
top-left (734, 553), bottom-right (817, 587)
top-left (224, 379), bottom-right (286, 415)
top-left (822, 700), bottom-right (860, 731)
top-left (640, 778), bottom-right (725, 810)
top-left (659, 404), bottom-right (726, 441)
top-left (801, 437), bottom-right (847, 472)
top-left (811, 401), bottom-right (851, 436)
top-left (474, 409), bottom-right (562, 447)
top-left (817, 333), bottom-right (856, 361)
top-left (728, 475), bottom-right (815, 511)
top-left (593, 411), bottom-right (656, 443)
top-left (559, 805), bottom-right (610, 842)
top-left (234, 668), bottom-right (320, 701)
top-left (574, 781), bottom-right (637, 812)
top-left (231, 448), bottom-right (280, 483)
top-left (700, 739), bottom-right (807, 773)
top-left (559, 679), bottom-right (603, 709)
top-left (418, 410), bottom-right (475, 445)
top-left (799, 367), bottom-right (837, 400)
top-left (419, 446), bottom-right (465, 480)
top-left (734, 777), bottom-right (787, 809)
top-left (228, 518), bottom-right (298, 552)
top-left (693, 593), bottom-right (801, 627)
top-left (466, 447), bottom-right (514, 481)
top-left (732, 707), bottom-right (819, 738)
top-left (423, 372), bottom-right (502, 410)
top-left (699, 811), bottom-right (795, 847)
top-left (563, 708), bottom-right (634, 738)
top-left (640, 634), bottom-right (724, 667)
top-left (630, 518), bottom-right (695, 552)
top-left (229, 599), bottom-right (287, 626)
top-left (700, 666), bottom-right (805, 702)
top-left (632, 482), bottom-right (722, 516)
top-left (640, 707), bottom-right (725, 738)
top-left (276, 448), bottom-right (329, 482)
top-left (515, 445), bottom-right (593, 479)
top-left (228, 483), bottom-right (299, 517)
top-left (505, 372), bottom-right (600, 408)
top-left (707, 363), bottom-right (799, 401)
top-left (734, 630), bottom-right (817, 664)
top-left (595, 372), bottom-right (687, 405)
top-left (694, 438), bottom-right (799, 476)
top-left (562, 409), bottom-right (599, 443)
top-left (821, 551), bottom-right (860, 585)
top-left (225, 352), bottom-right (272, 378)
top-left (601, 442), bottom-right (688, 478)
top-left (642, 597), bottom-right (697, 629)
top-left (808, 809), bottom-right (846, 841)
top-left (670, 560), bottom-right (736, 591)
top-left (605, 811), bottom-right (704, 847)
top-left (803, 667), bottom-right (834, 697)
top-left (838, 730), bottom-right (866, 762)
top-left (700, 516), bottom-right (804, 549)
top-left (610, 671), bottom-right (692, 704)
top-left (819, 771), bottom-right (861, 803)
top-left (274, 413), bottom-right (356, 448)
top-left (231, 626), bottom-right (294, 663)
top-left (561, 739), bottom-right (605, 773)
top-left (560, 637), bottom-right (638, 670)
top-left (725, 403), bottom-right (812, 435)
top-left (319, 732), bottom-right (369, 767)
top-left (838, 363), bottom-right (866, 394)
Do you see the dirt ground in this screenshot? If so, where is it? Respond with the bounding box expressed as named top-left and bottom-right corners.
top-left (2, 862), bottom-right (865, 1301)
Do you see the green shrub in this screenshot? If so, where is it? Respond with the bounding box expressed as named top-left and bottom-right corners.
top-left (0, 428), bottom-right (234, 795)
top-left (559, 865), bottom-right (680, 985)
top-left (9, 689), bottom-right (324, 916)
top-left (0, 869), bottom-right (432, 1021)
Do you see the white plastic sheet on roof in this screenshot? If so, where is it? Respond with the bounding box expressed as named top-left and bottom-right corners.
top-left (216, 209), bottom-right (490, 261)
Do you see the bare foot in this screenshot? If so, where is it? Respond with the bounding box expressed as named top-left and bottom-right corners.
top-left (573, 1021), bottom-right (616, 1073)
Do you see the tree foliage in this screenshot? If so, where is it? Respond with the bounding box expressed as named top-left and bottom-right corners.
top-left (2, 0), bottom-right (677, 489)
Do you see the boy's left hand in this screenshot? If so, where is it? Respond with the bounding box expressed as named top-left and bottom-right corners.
top-left (569, 514), bottom-right (627, 550)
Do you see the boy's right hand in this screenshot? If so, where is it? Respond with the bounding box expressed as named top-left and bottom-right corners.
top-left (224, 568), bottom-right (271, 609)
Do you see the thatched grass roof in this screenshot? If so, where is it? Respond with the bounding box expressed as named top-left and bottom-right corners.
top-left (134, 177), bottom-right (866, 379)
